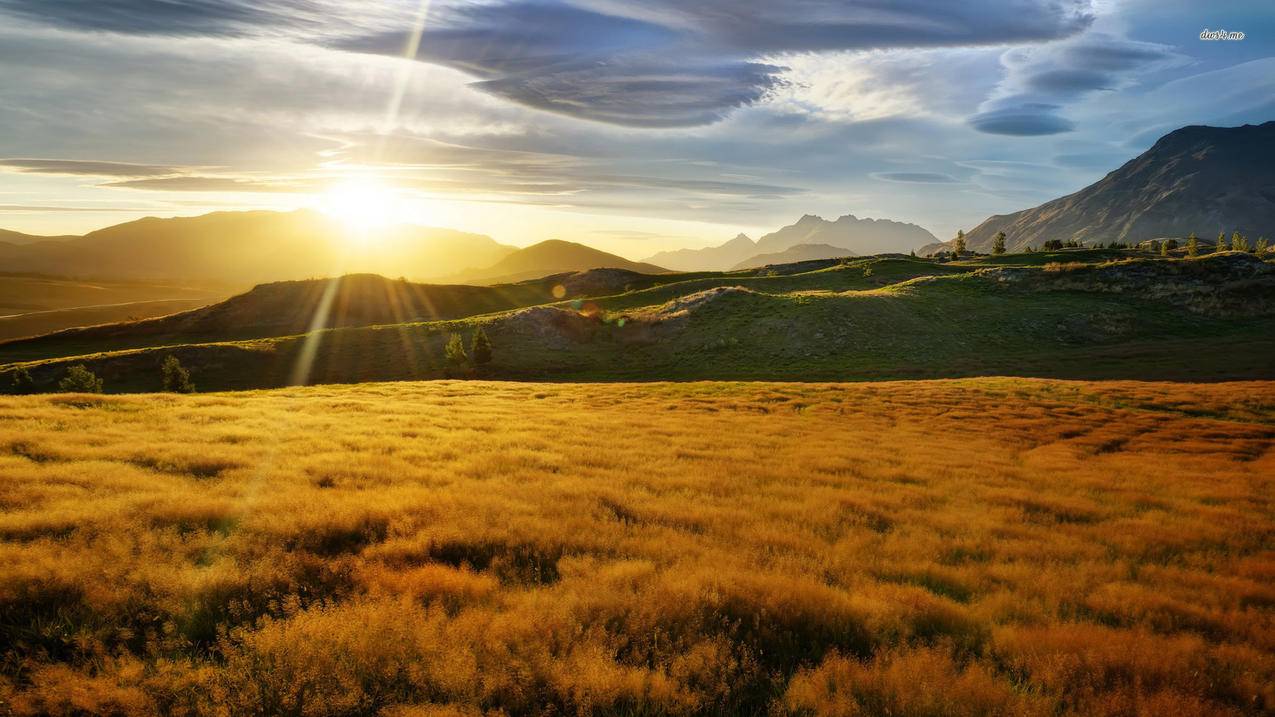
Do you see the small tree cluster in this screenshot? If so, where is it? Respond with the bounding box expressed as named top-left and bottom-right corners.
top-left (1231, 232), bottom-right (1250, 253)
top-left (58, 365), bottom-right (103, 393)
top-left (444, 328), bottom-right (494, 377)
top-left (162, 355), bottom-right (196, 393)
top-left (1257, 237), bottom-right (1270, 254)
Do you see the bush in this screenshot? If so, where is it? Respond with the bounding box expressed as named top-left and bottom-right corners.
top-left (470, 329), bottom-right (492, 366)
top-left (58, 365), bottom-right (103, 393)
top-left (161, 356), bottom-right (195, 393)
top-left (10, 366), bottom-right (35, 394)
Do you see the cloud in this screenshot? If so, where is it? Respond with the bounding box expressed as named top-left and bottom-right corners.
top-left (0, 203), bottom-right (155, 212)
top-left (873, 171), bottom-right (959, 183)
top-left (968, 104), bottom-right (1075, 135)
top-left (0, 0), bottom-right (1094, 129)
top-left (0, 158), bottom-right (179, 177)
top-left (101, 176), bottom-right (316, 192)
top-left (970, 32), bottom-right (1185, 135)
top-left (589, 229), bottom-right (687, 241)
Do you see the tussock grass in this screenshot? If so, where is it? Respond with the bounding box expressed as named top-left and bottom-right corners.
top-left (0, 379), bottom-right (1272, 715)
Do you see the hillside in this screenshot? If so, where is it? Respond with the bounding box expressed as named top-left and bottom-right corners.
top-left (0, 228), bottom-right (74, 245)
top-left (0, 210), bottom-right (515, 283)
top-left (731, 243), bottom-right (855, 270)
top-left (453, 239), bottom-right (667, 284)
top-left (942, 122), bottom-right (1275, 253)
top-left (6, 252), bottom-right (1272, 392)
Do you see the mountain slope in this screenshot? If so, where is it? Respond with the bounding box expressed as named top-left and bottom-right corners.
top-left (455, 240), bottom-right (667, 284)
top-left (957, 122), bottom-right (1275, 252)
top-left (643, 233), bottom-right (758, 272)
top-left (731, 243), bottom-right (855, 270)
top-left (0, 229), bottom-right (75, 245)
top-left (755, 214), bottom-right (938, 255)
top-left (0, 210), bottom-right (515, 283)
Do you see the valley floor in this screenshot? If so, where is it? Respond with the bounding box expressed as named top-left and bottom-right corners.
top-left (1, 379), bottom-right (1273, 715)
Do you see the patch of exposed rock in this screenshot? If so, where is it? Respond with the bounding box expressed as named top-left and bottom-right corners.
top-left (652, 286), bottom-right (757, 319)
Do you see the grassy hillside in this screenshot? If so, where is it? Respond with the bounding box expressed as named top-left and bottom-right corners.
top-left (3, 254), bottom-right (1272, 392)
top-left (1, 379), bottom-right (1271, 714)
top-left (0, 274), bottom-right (226, 316)
top-left (0, 299), bottom-right (215, 342)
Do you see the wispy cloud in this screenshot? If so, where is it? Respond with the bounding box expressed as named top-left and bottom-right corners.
top-left (0, 158), bottom-right (180, 177)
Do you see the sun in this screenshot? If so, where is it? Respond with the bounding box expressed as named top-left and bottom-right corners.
top-left (319, 178), bottom-right (402, 233)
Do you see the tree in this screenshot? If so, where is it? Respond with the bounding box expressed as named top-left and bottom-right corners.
top-left (1217, 231), bottom-right (1229, 252)
top-left (58, 365), bottom-right (102, 393)
top-left (952, 229), bottom-right (966, 256)
top-left (1186, 233), bottom-right (1199, 257)
top-left (445, 333), bottom-right (469, 369)
top-left (1257, 237), bottom-right (1269, 255)
top-left (471, 328), bottom-right (493, 366)
top-left (10, 366), bottom-right (34, 394)
top-left (1231, 232), bottom-right (1249, 252)
top-left (1159, 241), bottom-right (1168, 257)
top-left (161, 355), bottom-right (195, 393)
top-left (1042, 239), bottom-right (1063, 251)
top-left (992, 231), bottom-right (1007, 255)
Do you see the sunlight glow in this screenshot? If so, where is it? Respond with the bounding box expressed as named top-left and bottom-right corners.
top-left (320, 178), bottom-right (404, 235)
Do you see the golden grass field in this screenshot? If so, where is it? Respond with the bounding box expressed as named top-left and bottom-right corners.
top-left (1, 379), bottom-right (1273, 716)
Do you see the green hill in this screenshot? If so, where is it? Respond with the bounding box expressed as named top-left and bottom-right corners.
top-left (4, 253), bottom-right (1271, 392)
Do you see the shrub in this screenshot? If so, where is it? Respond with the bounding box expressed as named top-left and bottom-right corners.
top-left (1217, 231), bottom-right (1229, 251)
top-left (10, 366), bottom-right (35, 394)
top-left (1257, 237), bottom-right (1269, 254)
top-left (444, 333), bottom-right (468, 369)
top-left (1231, 232), bottom-right (1249, 252)
top-left (161, 356), bottom-right (195, 393)
top-left (57, 365), bottom-right (103, 393)
top-left (470, 329), bottom-right (492, 366)
top-left (1186, 234), bottom-right (1198, 257)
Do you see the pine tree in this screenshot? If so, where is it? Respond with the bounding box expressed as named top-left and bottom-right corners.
top-left (161, 355), bottom-right (195, 393)
top-left (1257, 237), bottom-right (1269, 255)
top-left (1186, 233), bottom-right (1198, 257)
top-left (952, 229), bottom-right (966, 256)
top-left (1217, 231), bottom-right (1229, 251)
top-left (471, 328), bottom-right (493, 366)
top-left (445, 333), bottom-right (469, 369)
top-left (58, 365), bottom-right (103, 393)
top-left (992, 231), bottom-right (1007, 255)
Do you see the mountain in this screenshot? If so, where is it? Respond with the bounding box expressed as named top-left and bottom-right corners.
top-left (0, 229), bottom-right (75, 245)
top-left (0, 210), bottom-right (516, 283)
top-left (644, 233), bottom-right (758, 272)
top-left (455, 240), bottom-right (667, 284)
top-left (643, 215), bottom-right (937, 271)
top-left (755, 214), bottom-right (937, 255)
top-left (731, 243), bottom-right (856, 270)
top-left (949, 122), bottom-right (1275, 253)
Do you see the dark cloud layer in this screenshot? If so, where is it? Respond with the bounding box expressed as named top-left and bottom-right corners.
top-left (0, 0), bottom-right (1095, 128)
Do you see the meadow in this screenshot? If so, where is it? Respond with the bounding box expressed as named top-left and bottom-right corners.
top-left (1, 379), bottom-right (1272, 715)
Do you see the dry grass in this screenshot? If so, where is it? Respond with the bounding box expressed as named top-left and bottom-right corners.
top-left (0, 379), bottom-right (1272, 716)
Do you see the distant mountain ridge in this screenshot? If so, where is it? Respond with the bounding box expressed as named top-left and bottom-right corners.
top-left (0, 210), bottom-right (515, 284)
top-left (731, 243), bottom-right (856, 270)
top-left (645, 214), bottom-right (936, 271)
top-left (936, 122), bottom-right (1275, 253)
top-left (452, 239), bottom-right (667, 284)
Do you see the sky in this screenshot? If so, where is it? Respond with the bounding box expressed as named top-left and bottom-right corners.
top-left (0, 0), bottom-right (1272, 256)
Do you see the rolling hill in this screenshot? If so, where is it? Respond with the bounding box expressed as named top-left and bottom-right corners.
top-left (731, 243), bottom-right (855, 270)
top-left (930, 122), bottom-right (1275, 254)
top-left (452, 239), bottom-right (667, 284)
top-left (0, 210), bottom-right (516, 283)
top-left (5, 251), bottom-right (1272, 392)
